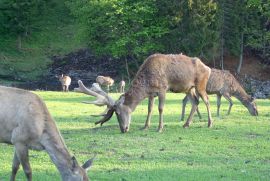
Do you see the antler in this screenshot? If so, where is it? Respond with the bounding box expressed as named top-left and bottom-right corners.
top-left (74, 80), bottom-right (115, 107)
top-left (74, 80), bottom-right (116, 125)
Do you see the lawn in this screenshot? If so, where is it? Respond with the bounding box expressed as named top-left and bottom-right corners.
top-left (0, 91), bottom-right (269, 181)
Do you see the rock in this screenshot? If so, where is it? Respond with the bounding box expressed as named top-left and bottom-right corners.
top-left (241, 76), bottom-right (270, 99)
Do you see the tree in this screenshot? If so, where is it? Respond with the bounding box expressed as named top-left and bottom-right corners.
top-left (245, 0), bottom-right (270, 65)
top-left (0, 0), bottom-right (48, 50)
top-left (67, 0), bottom-right (169, 59)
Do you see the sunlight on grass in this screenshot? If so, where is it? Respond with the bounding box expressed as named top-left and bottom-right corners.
top-left (0, 92), bottom-right (269, 181)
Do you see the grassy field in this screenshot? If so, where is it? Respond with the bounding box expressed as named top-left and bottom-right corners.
top-left (0, 91), bottom-right (269, 181)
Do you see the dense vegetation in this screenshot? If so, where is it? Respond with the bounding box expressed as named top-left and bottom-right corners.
top-left (0, 0), bottom-right (269, 81)
top-left (0, 92), bottom-right (269, 180)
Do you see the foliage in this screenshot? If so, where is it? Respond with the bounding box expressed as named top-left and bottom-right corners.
top-left (245, 0), bottom-right (270, 64)
top-left (0, 92), bottom-right (269, 180)
top-left (162, 0), bottom-right (220, 59)
top-left (0, 0), bottom-right (84, 81)
top-left (67, 0), bottom-right (169, 59)
top-left (0, 0), bottom-right (49, 48)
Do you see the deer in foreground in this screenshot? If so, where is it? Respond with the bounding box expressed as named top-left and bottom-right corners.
top-left (118, 80), bottom-right (125, 93)
top-left (180, 68), bottom-right (258, 120)
top-left (75, 53), bottom-right (213, 133)
top-left (96, 75), bottom-right (114, 92)
top-left (0, 86), bottom-right (93, 181)
top-left (56, 74), bottom-right (71, 92)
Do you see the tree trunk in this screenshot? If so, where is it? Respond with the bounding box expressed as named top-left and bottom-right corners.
top-left (125, 57), bottom-right (131, 84)
top-left (17, 34), bottom-right (22, 50)
top-left (237, 32), bottom-right (244, 74)
top-left (220, 37), bottom-right (224, 70)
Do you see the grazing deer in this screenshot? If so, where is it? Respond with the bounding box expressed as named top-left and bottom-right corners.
top-left (75, 53), bottom-right (213, 133)
top-left (180, 68), bottom-right (258, 120)
top-left (56, 74), bottom-right (71, 92)
top-left (96, 76), bottom-right (114, 92)
top-left (0, 86), bottom-right (93, 181)
top-left (118, 80), bottom-right (125, 93)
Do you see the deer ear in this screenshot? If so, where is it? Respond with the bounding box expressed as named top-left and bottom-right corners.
top-left (82, 155), bottom-right (96, 171)
top-left (251, 94), bottom-right (256, 102)
top-left (71, 156), bottom-right (79, 169)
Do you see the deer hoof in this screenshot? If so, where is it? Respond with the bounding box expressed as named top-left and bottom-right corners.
top-left (157, 128), bottom-right (163, 133)
top-left (183, 124), bottom-right (190, 128)
top-left (141, 126), bottom-right (149, 130)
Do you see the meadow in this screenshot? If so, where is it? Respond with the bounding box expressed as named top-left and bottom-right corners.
top-left (0, 91), bottom-right (269, 181)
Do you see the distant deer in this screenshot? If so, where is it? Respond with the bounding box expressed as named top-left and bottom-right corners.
top-left (180, 68), bottom-right (258, 120)
top-left (96, 76), bottom-right (114, 92)
top-left (75, 53), bottom-right (213, 133)
top-left (0, 86), bottom-right (93, 181)
top-left (56, 74), bottom-right (71, 92)
top-left (118, 80), bottom-right (125, 93)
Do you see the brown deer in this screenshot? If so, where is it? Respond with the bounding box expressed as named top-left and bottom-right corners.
top-left (56, 74), bottom-right (71, 92)
top-left (75, 53), bottom-right (213, 133)
top-left (96, 76), bottom-right (114, 92)
top-left (118, 80), bottom-right (125, 93)
top-left (0, 86), bottom-right (93, 181)
top-left (180, 68), bottom-right (258, 120)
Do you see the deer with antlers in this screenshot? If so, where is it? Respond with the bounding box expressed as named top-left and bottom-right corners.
top-left (0, 86), bottom-right (93, 181)
top-left (180, 68), bottom-right (258, 120)
top-left (75, 53), bottom-right (213, 133)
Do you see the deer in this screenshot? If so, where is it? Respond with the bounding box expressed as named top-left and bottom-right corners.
top-left (0, 86), bottom-right (93, 181)
top-left (95, 76), bottom-right (114, 92)
top-left (118, 80), bottom-right (125, 93)
top-left (180, 68), bottom-right (258, 121)
top-left (75, 53), bottom-right (213, 133)
top-left (56, 74), bottom-right (71, 92)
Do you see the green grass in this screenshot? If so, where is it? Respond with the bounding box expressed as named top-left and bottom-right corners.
top-left (0, 92), bottom-right (269, 181)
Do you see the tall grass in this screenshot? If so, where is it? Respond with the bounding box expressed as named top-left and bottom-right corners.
top-left (0, 92), bottom-right (269, 181)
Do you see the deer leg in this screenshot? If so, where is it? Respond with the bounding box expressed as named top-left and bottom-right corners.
top-left (180, 95), bottom-right (188, 121)
top-left (223, 94), bottom-right (233, 115)
top-left (157, 92), bottom-right (166, 132)
top-left (14, 143), bottom-right (32, 181)
top-left (66, 85), bottom-right (69, 92)
top-left (216, 94), bottom-right (222, 117)
top-left (196, 104), bottom-right (202, 119)
top-left (199, 92), bottom-right (213, 128)
top-left (183, 92), bottom-right (199, 128)
top-left (10, 152), bottom-right (20, 181)
top-left (195, 96), bottom-right (202, 119)
top-left (143, 96), bottom-right (155, 130)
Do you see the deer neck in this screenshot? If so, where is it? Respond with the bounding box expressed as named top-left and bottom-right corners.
top-left (232, 85), bottom-right (251, 106)
top-left (124, 84), bottom-right (148, 111)
top-left (41, 120), bottom-right (76, 180)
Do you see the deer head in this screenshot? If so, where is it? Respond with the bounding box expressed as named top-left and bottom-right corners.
top-left (74, 80), bottom-right (131, 133)
top-left (67, 156), bottom-right (93, 181)
top-left (246, 96), bottom-right (258, 116)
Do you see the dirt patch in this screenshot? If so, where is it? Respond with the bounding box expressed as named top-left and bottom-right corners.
top-left (210, 54), bottom-right (270, 81)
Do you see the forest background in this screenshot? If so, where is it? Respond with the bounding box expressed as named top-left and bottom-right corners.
top-left (0, 0), bottom-right (269, 85)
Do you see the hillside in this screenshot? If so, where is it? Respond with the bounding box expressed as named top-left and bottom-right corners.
top-left (0, 0), bottom-right (86, 83)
